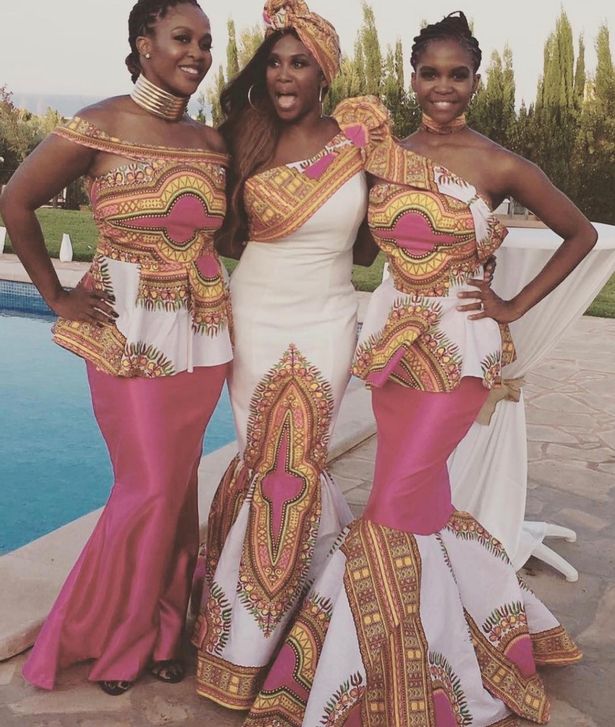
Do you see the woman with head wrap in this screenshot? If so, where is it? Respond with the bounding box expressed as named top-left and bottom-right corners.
top-left (189, 0), bottom-right (401, 711)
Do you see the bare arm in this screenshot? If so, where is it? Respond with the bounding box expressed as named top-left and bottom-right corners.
top-left (0, 134), bottom-right (116, 323)
top-left (472, 154), bottom-right (597, 323)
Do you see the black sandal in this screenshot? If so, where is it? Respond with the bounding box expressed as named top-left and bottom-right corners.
top-left (98, 680), bottom-right (133, 696)
top-left (148, 659), bottom-right (185, 684)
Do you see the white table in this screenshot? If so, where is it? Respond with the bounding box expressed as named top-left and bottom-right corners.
top-left (449, 222), bottom-right (615, 578)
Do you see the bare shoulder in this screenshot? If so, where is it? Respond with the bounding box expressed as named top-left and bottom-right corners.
top-left (73, 96), bottom-right (133, 131)
top-left (186, 119), bottom-right (228, 154)
top-left (468, 130), bottom-right (540, 180)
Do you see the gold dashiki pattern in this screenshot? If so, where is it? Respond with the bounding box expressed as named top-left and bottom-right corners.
top-left (51, 117), bottom-right (232, 377)
top-left (245, 513), bottom-right (582, 727)
top-left (192, 97), bottom-right (388, 710)
top-left (353, 134), bottom-right (515, 391)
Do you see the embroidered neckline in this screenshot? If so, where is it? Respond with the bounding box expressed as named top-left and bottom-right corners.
top-left (65, 116), bottom-right (229, 161)
top-left (251, 130), bottom-right (354, 180)
top-left (391, 140), bottom-right (495, 212)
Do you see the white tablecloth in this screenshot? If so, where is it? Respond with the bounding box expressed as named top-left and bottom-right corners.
top-left (449, 222), bottom-right (615, 568)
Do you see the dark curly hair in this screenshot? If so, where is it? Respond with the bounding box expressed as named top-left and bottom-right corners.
top-left (126, 0), bottom-right (202, 82)
top-left (410, 11), bottom-right (482, 72)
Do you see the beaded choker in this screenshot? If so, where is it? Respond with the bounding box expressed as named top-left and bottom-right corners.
top-left (421, 113), bottom-right (468, 135)
top-left (130, 74), bottom-right (189, 122)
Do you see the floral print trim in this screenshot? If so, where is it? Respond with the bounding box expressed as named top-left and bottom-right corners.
top-left (482, 602), bottom-right (528, 650)
top-left (428, 652), bottom-right (472, 726)
top-left (198, 582), bottom-right (232, 657)
top-left (320, 673), bottom-right (365, 726)
top-left (119, 342), bottom-right (175, 378)
top-left (445, 512), bottom-right (511, 563)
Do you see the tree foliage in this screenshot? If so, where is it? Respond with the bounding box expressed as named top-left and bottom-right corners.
top-left (2, 5), bottom-right (614, 224)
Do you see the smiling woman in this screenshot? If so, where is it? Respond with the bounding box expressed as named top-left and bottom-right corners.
top-left (0, 0), bottom-right (232, 698)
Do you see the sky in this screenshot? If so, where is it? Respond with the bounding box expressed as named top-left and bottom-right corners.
top-left (1, 0), bottom-right (614, 108)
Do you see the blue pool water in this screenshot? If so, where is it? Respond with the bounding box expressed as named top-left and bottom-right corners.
top-left (0, 283), bottom-right (236, 554)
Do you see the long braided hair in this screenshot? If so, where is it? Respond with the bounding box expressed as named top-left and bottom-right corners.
top-left (126, 0), bottom-right (202, 82)
top-left (410, 11), bottom-right (482, 72)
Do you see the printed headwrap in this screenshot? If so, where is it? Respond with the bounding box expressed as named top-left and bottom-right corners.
top-left (263, 0), bottom-right (341, 84)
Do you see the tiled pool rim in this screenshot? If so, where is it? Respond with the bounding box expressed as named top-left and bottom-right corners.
top-left (0, 279), bottom-right (55, 317)
top-left (0, 256), bottom-right (376, 661)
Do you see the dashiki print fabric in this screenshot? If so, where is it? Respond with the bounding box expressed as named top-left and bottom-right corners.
top-left (353, 132), bottom-right (515, 391)
top-left (192, 98), bottom-right (389, 710)
top-left (243, 125), bottom-right (581, 726)
top-left (51, 117), bottom-right (232, 377)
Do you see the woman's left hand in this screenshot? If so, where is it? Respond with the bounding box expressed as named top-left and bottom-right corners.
top-left (457, 278), bottom-right (523, 323)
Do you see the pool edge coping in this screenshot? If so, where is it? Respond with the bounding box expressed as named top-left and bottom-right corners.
top-left (0, 381), bottom-right (375, 662)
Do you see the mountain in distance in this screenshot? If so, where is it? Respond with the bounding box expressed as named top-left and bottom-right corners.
top-left (12, 92), bottom-right (206, 119)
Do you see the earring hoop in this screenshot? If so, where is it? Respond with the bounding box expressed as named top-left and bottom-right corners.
top-left (248, 84), bottom-right (258, 110)
top-left (318, 86), bottom-right (325, 104)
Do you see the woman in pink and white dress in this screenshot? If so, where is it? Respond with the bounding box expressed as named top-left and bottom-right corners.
top-left (245, 12), bottom-right (595, 727)
top-left (1, 0), bottom-right (231, 696)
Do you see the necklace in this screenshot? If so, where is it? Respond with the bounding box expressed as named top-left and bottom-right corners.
top-left (130, 74), bottom-right (189, 122)
top-left (421, 113), bottom-right (467, 135)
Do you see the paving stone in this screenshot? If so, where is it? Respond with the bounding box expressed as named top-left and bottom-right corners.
top-left (526, 425), bottom-right (578, 444)
top-left (543, 698), bottom-right (599, 727)
top-left (8, 684), bottom-right (131, 715)
top-left (528, 393), bottom-right (600, 415)
top-left (142, 695), bottom-right (192, 725)
top-left (545, 443), bottom-right (614, 464)
top-left (78, 720), bottom-right (134, 727)
top-left (528, 460), bottom-right (613, 502)
top-left (524, 498), bottom-right (545, 517)
top-left (0, 661), bottom-right (17, 686)
top-left (555, 508), bottom-right (610, 533)
top-left (344, 487), bottom-right (370, 506)
top-left (577, 585), bottom-right (615, 648)
top-left (329, 473), bottom-right (364, 494)
top-left (343, 437), bottom-right (377, 461)
top-left (598, 429), bottom-right (615, 450)
top-left (523, 408), bottom-right (595, 430)
top-left (329, 456), bottom-right (375, 481)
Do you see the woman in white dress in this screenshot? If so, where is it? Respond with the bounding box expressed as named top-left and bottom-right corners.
top-left (190, 0), bottom-right (394, 710)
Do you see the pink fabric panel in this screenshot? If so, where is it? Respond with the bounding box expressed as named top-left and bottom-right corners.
top-left (363, 377), bottom-right (488, 535)
top-left (23, 362), bottom-right (228, 689)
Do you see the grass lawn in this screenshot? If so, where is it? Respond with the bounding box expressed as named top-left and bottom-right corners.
top-left (1, 207), bottom-right (613, 317)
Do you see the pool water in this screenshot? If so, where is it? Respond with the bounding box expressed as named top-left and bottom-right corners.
top-left (0, 312), bottom-right (236, 554)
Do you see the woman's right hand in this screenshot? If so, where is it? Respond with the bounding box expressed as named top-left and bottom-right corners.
top-left (51, 284), bottom-right (117, 326)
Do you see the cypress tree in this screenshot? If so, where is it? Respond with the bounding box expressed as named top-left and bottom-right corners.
top-left (468, 46), bottom-right (516, 147)
top-left (226, 19), bottom-right (240, 79)
top-left (360, 3), bottom-right (383, 96)
top-left (574, 24), bottom-right (615, 223)
top-left (532, 10), bottom-right (579, 196)
top-left (574, 35), bottom-right (586, 108)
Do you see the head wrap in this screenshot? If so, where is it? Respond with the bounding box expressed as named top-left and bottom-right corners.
top-left (263, 0), bottom-right (341, 85)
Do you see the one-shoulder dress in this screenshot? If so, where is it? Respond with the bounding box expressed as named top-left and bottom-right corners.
top-left (22, 117), bottom-right (233, 689)
top-left (192, 98), bottom-right (389, 710)
top-left (245, 127), bottom-right (581, 726)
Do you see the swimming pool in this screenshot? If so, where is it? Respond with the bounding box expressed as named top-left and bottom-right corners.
top-left (0, 281), bottom-right (236, 554)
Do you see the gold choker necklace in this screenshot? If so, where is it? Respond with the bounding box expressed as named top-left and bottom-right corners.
top-left (130, 74), bottom-right (189, 122)
top-left (421, 113), bottom-right (468, 135)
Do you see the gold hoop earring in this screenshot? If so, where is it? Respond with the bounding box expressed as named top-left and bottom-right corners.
top-left (248, 84), bottom-right (258, 110)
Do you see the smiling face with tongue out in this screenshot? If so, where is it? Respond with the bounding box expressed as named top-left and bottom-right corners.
top-left (265, 32), bottom-right (326, 122)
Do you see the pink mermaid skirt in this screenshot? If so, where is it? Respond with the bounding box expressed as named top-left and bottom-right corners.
top-left (22, 361), bottom-right (228, 689)
top-left (245, 378), bottom-right (581, 726)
